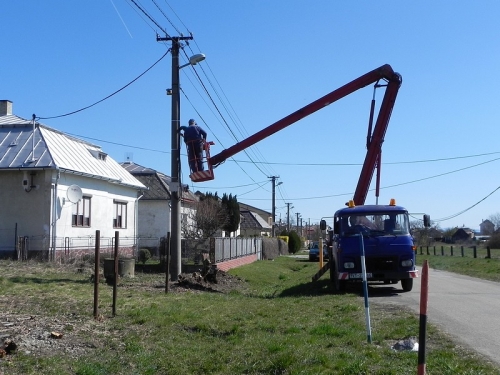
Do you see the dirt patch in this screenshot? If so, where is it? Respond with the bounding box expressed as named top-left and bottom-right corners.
top-left (0, 261), bottom-right (248, 364)
top-left (169, 270), bottom-right (249, 294)
top-left (0, 313), bottom-right (100, 361)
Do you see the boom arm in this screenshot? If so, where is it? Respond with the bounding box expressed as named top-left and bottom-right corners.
top-left (209, 64), bottom-right (402, 205)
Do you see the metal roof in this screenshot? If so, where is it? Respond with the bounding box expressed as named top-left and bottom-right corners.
top-left (0, 114), bottom-right (145, 189)
top-left (120, 161), bottom-right (198, 203)
top-left (240, 210), bottom-right (271, 230)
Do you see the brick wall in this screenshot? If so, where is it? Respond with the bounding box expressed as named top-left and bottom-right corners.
top-left (216, 253), bottom-right (258, 272)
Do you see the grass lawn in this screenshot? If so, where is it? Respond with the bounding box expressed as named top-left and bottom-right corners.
top-left (416, 244), bottom-right (500, 282)
top-left (0, 256), bottom-right (499, 375)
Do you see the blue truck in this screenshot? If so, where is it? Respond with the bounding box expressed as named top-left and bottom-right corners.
top-left (320, 199), bottom-right (428, 292)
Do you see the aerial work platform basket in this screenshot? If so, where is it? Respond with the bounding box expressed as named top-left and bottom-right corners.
top-left (188, 140), bottom-right (215, 182)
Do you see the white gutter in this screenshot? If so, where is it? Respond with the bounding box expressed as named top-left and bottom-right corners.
top-left (50, 167), bottom-right (60, 261)
top-left (135, 193), bottom-right (144, 257)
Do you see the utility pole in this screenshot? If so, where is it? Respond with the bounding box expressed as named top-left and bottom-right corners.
top-left (286, 203), bottom-right (292, 232)
top-left (157, 34), bottom-right (193, 282)
top-left (296, 212), bottom-right (300, 233)
top-left (269, 176), bottom-right (280, 237)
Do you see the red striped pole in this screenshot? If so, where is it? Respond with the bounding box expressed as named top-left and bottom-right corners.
top-left (418, 260), bottom-right (429, 375)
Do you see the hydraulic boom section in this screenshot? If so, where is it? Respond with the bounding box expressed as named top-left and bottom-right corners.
top-left (196, 64), bottom-right (402, 205)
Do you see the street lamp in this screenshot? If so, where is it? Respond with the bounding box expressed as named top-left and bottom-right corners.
top-left (179, 53), bottom-right (205, 69)
top-left (167, 37), bottom-right (206, 282)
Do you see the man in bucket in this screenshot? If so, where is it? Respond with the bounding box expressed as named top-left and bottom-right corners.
top-left (180, 119), bottom-right (207, 172)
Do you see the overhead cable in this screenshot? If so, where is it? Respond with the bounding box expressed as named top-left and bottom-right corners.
top-left (37, 50), bottom-right (170, 120)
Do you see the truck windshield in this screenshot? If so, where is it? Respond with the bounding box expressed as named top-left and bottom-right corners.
top-left (340, 212), bottom-right (409, 236)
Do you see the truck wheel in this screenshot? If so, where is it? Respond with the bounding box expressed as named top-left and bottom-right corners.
top-left (401, 278), bottom-right (413, 292)
top-left (330, 261), bottom-right (346, 293)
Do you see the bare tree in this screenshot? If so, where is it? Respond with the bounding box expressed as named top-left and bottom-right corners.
top-left (487, 213), bottom-right (500, 233)
top-left (410, 220), bottom-right (442, 246)
top-left (182, 197), bottom-right (228, 240)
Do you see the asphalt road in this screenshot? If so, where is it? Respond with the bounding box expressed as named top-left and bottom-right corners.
top-left (368, 266), bottom-right (500, 367)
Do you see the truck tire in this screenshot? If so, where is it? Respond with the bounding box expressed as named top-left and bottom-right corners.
top-left (330, 260), bottom-right (346, 293)
top-left (401, 278), bottom-right (413, 292)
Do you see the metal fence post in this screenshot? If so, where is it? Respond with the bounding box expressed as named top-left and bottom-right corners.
top-left (93, 230), bottom-right (100, 319)
top-left (461, 246), bottom-right (464, 257)
top-left (487, 246), bottom-right (491, 259)
top-left (210, 237), bottom-right (216, 264)
top-left (112, 231), bottom-right (119, 317)
top-left (450, 246), bottom-right (453, 256)
top-left (473, 246), bottom-right (477, 259)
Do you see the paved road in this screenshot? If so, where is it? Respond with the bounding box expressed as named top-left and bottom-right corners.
top-left (368, 266), bottom-right (500, 367)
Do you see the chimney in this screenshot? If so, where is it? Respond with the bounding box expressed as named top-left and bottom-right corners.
top-left (0, 100), bottom-right (13, 116)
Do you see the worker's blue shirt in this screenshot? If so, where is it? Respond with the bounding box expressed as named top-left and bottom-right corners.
top-left (181, 125), bottom-right (207, 143)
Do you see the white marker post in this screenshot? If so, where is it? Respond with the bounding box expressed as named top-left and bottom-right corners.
top-left (359, 233), bottom-right (372, 343)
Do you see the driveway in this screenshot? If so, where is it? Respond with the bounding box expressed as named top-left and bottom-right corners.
top-left (368, 266), bottom-right (500, 367)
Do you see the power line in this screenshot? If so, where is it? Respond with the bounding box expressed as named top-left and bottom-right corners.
top-left (193, 180), bottom-right (269, 189)
top-left (36, 50), bottom-right (170, 120)
top-left (150, 0), bottom-right (181, 34)
top-left (127, 0), bottom-right (169, 36)
top-left (225, 151), bottom-right (500, 166)
top-left (239, 156), bottom-right (500, 201)
top-left (181, 47), bottom-right (277, 178)
top-left (433, 185), bottom-right (500, 222)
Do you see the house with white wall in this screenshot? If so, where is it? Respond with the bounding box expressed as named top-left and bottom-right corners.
top-left (119, 161), bottom-right (198, 243)
top-left (0, 100), bottom-right (145, 259)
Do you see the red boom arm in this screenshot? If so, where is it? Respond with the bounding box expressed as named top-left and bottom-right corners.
top-left (209, 64), bottom-right (402, 205)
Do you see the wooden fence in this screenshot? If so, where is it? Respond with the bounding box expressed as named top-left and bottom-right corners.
top-left (419, 245), bottom-right (498, 259)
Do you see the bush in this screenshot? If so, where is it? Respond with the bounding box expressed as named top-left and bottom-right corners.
top-left (281, 230), bottom-right (301, 254)
top-left (138, 248), bottom-right (152, 264)
top-left (487, 233), bottom-right (500, 249)
top-left (81, 254), bottom-right (95, 265)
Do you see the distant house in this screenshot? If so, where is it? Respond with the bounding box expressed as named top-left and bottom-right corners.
top-left (451, 227), bottom-right (475, 243)
top-left (239, 210), bottom-right (272, 237)
top-left (479, 219), bottom-right (495, 235)
top-left (0, 100), bottom-right (145, 259)
top-left (239, 202), bottom-right (272, 226)
top-left (120, 161), bottom-right (198, 242)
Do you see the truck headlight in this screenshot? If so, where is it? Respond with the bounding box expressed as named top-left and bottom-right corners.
top-left (401, 259), bottom-right (413, 267)
top-left (344, 262), bottom-right (355, 269)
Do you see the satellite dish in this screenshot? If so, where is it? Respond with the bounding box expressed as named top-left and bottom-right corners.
top-left (67, 185), bottom-right (83, 203)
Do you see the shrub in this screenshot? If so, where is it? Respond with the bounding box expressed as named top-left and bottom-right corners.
top-left (487, 233), bottom-right (500, 249)
top-left (138, 248), bottom-right (152, 264)
top-left (81, 254), bottom-right (95, 265)
top-left (283, 230), bottom-right (301, 254)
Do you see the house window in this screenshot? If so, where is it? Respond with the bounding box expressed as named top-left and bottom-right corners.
top-left (113, 201), bottom-right (127, 229)
top-left (72, 197), bottom-right (91, 227)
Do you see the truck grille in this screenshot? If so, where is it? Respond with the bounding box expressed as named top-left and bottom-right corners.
top-left (365, 256), bottom-right (398, 272)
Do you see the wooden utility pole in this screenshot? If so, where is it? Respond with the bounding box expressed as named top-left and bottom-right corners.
top-left (286, 203), bottom-right (292, 232)
top-left (269, 176), bottom-right (279, 237)
top-left (156, 34), bottom-right (193, 281)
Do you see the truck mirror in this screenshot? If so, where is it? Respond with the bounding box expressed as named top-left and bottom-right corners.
top-left (320, 220), bottom-right (327, 231)
top-left (423, 214), bottom-right (431, 228)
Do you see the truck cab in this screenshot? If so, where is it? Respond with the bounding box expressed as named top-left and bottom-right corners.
top-left (323, 200), bottom-right (418, 292)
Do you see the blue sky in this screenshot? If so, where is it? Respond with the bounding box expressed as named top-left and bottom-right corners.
top-left (2, 1), bottom-right (500, 230)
